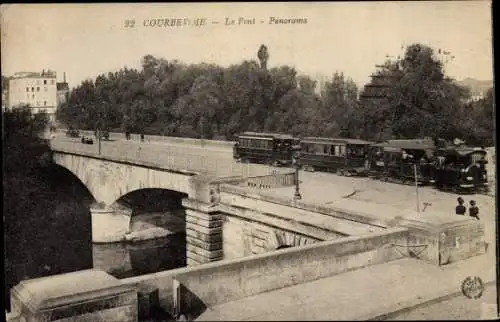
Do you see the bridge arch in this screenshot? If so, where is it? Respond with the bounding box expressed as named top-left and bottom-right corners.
top-left (265, 229), bottom-right (318, 251)
top-left (115, 188), bottom-right (188, 233)
top-left (49, 163), bottom-right (97, 207)
top-left (52, 152), bottom-right (194, 207)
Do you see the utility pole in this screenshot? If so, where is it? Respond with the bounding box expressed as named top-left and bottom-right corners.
top-left (97, 128), bottom-right (102, 155)
top-left (414, 163), bottom-right (420, 213)
top-left (293, 150), bottom-right (302, 200)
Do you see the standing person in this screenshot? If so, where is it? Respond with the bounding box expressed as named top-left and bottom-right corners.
top-left (469, 200), bottom-right (480, 220)
top-left (455, 197), bottom-right (466, 215)
top-left (140, 133), bottom-right (145, 142)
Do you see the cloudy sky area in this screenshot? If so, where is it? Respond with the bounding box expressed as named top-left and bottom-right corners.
top-left (1, 2), bottom-right (493, 88)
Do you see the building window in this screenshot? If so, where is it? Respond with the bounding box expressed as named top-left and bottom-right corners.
top-left (37, 87), bottom-right (40, 92)
top-left (44, 80), bottom-right (47, 85)
top-left (32, 94), bottom-right (35, 99)
top-left (26, 87), bottom-right (29, 92)
top-left (44, 101), bottom-right (47, 106)
top-left (31, 87), bottom-right (34, 92)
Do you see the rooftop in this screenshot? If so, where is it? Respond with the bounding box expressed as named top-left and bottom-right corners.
top-left (239, 132), bottom-right (296, 140)
top-left (372, 139), bottom-right (436, 150)
top-left (11, 71), bottom-right (57, 79)
top-left (301, 137), bottom-right (373, 145)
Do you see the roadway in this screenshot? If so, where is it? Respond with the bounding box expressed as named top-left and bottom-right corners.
top-left (196, 254), bottom-right (497, 321)
top-left (387, 283), bottom-right (498, 320)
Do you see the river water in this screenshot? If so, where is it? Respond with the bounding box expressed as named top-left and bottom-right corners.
top-left (4, 165), bottom-right (188, 310)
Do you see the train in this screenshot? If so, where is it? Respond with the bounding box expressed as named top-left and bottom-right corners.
top-left (232, 132), bottom-right (490, 193)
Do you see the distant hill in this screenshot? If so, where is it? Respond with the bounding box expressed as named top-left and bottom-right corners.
top-left (457, 78), bottom-right (493, 97)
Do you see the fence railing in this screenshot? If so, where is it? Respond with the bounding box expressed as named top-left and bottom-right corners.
top-left (67, 129), bottom-right (235, 149)
top-left (243, 171), bottom-right (296, 189)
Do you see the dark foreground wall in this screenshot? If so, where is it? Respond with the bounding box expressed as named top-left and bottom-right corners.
top-left (119, 227), bottom-right (408, 318)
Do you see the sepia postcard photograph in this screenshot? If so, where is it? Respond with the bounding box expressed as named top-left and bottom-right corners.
top-left (1, 1), bottom-right (498, 321)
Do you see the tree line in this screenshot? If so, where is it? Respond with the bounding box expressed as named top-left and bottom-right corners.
top-left (55, 43), bottom-right (494, 146)
top-left (3, 108), bottom-right (93, 309)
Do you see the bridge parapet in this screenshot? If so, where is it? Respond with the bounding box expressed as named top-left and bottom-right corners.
top-left (9, 270), bottom-right (138, 322)
top-left (50, 139), bottom-right (289, 179)
top-left (72, 129), bottom-right (236, 149)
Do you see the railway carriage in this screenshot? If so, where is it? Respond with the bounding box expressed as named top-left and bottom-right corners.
top-left (367, 140), bottom-right (436, 185)
top-left (299, 137), bottom-right (372, 176)
top-left (433, 147), bottom-right (489, 193)
top-left (232, 131), bottom-right (489, 193)
top-left (233, 132), bottom-right (298, 166)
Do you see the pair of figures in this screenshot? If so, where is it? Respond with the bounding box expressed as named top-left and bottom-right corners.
top-left (455, 197), bottom-right (479, 220)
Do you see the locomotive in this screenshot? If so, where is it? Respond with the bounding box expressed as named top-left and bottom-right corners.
top-left (232, 132), bottom-right (490, 193)
top-left (367, 139), bottom-right (436, 185)
top-left (433, 146), bottom-right (489, 193)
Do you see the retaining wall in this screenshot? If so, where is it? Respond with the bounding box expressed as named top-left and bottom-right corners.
top-left (173, 227), bottom-right (409, 317)
top-left (117, 228), bottom-right (407, 318)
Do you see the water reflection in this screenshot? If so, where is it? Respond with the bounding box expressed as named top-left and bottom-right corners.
top-left (93, 232), bottom-right (187, 278)
top-left (5, 167), bottom-right (189, 310)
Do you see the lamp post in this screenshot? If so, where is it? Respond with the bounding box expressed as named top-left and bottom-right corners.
top-left (97, 100), bottom-right (109, 155)
top-left (293, 150), bottom-right (302, 200)
top-left (97, 128), bottom-right (102, 155)
top-left (413, 162), bottom-right (420, 213)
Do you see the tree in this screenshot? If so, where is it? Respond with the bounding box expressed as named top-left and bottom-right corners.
top-left (358, 43), bottom-right (471, 141)
top-left (297, 75), bottom-right (317, 95)
top-left (4, 107), bottom-right (53, 281)
top-left (461, 88), bottom-right (495, 146)
top-left (257, 45), bottom-right (269, 70)
top-left (320, 72), bottom-right (359, 138)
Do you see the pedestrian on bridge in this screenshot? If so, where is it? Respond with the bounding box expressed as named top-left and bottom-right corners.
top-left (455, 197), bottom-right (466, 215)
top-left (468, 200), bottom-right (480, 220)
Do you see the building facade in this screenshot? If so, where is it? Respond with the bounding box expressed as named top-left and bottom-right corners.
top-left (8, 70), bottom-right (58, 121)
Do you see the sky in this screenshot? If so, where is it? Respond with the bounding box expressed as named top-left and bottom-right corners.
top-left (0, 2), bottom-right (493, 89)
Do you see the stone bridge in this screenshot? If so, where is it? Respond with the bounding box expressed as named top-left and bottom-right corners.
top-left (50, 138), bottom-right (328, 266)
top-left (50, 136), bottom-right (486, 268)
top-left (6, 135), bottom-right (488, 322)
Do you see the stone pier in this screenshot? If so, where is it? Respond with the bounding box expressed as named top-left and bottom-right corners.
top-left (183, 198), bottom-right (224, 266)
top-left (91, 204), bottom-right (132, 243)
